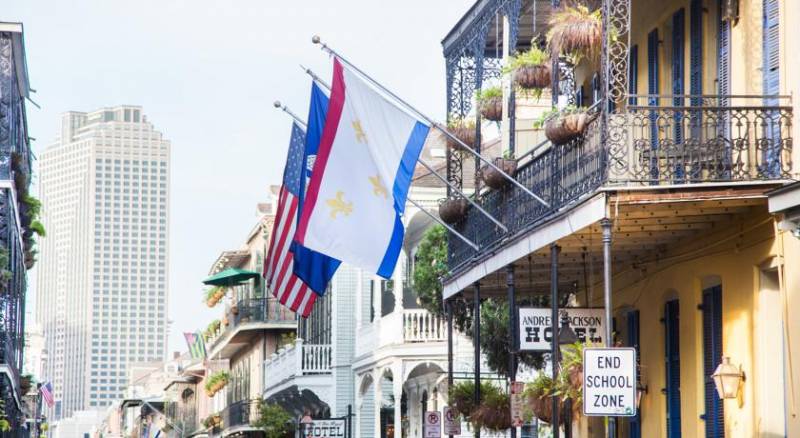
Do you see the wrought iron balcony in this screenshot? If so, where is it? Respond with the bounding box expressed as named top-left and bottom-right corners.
top-left (447, 96), bottom-right (794, 270)
top-left (221, 399), bottom-right (262, 431)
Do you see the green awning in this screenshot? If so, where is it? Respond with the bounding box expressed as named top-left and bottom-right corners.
top-left (202, 268), bottom-right (261, 286)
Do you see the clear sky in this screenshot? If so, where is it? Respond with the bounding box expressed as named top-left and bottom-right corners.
top-left (5, 0), bottom-right (475, 353)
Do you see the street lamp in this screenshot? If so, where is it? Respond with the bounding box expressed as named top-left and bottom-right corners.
top-left (558, 312), bottom-right (577, 347)
top-left (557, 312), bottom-right (577, 438)
top-left (711, 356), bottom-right (745, 399)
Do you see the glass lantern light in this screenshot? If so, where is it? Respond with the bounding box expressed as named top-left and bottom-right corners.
top-left (711, 356), bottom-right (745, 399)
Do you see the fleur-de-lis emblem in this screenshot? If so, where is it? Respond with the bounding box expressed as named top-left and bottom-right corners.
top-left (326, 191), bottom-right (353, 219)
top-left (352, 120), bottom-right (367, 143)
top-left (368, 174), bottom-right (388, 199)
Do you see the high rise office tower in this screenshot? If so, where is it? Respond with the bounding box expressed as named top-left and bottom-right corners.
top-left (37, 106), bottom-right (170, 417)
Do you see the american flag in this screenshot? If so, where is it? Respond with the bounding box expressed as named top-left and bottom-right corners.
top-left (264, 123), bottom-right (317, 317)
top-left (40, 381), bottom-right (54, 407)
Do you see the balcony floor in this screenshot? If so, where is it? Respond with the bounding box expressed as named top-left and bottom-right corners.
top-left (443, 183), bottom-right (780, 298)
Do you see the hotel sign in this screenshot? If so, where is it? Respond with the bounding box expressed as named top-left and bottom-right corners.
top-left (518, 308), bottom-right (605, 351)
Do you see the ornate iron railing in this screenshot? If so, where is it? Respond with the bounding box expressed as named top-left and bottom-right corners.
top-left (447, 97), bottom-right (794, 270)
top-left (230, 297), bottom-right (294, 328)
top-left (222, 399), bottom-right (262, 431)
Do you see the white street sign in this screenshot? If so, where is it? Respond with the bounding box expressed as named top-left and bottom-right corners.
top-left (518, 308), bottom-right (605, 351)
top-left (442, 406), bottom-right (461, 435)
top-left (583, 347), bottom-right (637, 416)
top-left (424, 411), bottom-right (441, 437)
top-left (300, 418), bottom-right (347, 437)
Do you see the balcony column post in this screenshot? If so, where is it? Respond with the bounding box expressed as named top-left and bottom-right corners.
top-left (394, 252), bottom-right (404, 314)
top-left (355, 268), bottom-right (363, 330)
top-left (295, 337), bottom-right (304, 374)
top-left (506, 264), bottom-right (518, 438)
top-left (392, 363), bottom-right (404, 438)
top-left (601, 218), bottom-right (617, 437)
top-left (473, 281), bottom-right (481, 438)
top-left (550, 243), bottom-right (561, 438)
top-left (373, 369), bottom-right (383, 438)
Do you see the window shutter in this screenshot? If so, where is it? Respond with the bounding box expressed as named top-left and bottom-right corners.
top-left (627, 310), bottom-right (642, 438)
top-left (690, 0), bottom-right (703, 101)
top-left (703, 286), bottom-right (725, 437)
top-left (672, 8), bottom-right (686, 146)
top-left (763, 0), bottom-right (780, 98)
top-left (690, 0), bottom-right (704, 146)
top-left (763, 0), bottom-right (780, 176)
top-left (717, 1), bottom-right (731, 101)
top-left (647, 29), bottom-right (660, 181)
top-left (629, 45), bottom-right (639, 107)
top-left (665, 300), bottom-right (682, 438)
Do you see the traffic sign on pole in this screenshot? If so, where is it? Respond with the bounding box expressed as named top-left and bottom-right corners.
top-left (583, 347), bottom-right (637, 417)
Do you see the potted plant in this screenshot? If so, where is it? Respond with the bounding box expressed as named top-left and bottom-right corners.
top-left (553, 342), bottom-right (586, 413)
top-left (536, 106), bottom-right (593, 145)
top-left (547, 3), bottom-right (602, 63)
top-left (524, 373), bottom-right (560, 424)
top-left (504, 46), bottom-right (551, 92)
top-left (446, 117), bottom-right (477, 151)
top-left (449, 381), bottom-right (512, 432)
top-left (204, 286), bottom-right (225, 308)
top-left (438, 197), bottom-right (468, 225)
top-left (481, 151), bottom-right (518, 190)
top-left (470, 385), bottom-right (512, 432)
top-left (476, 86), bottom-right (503, 122)
top-left (449, 381), bottom-right (481, 420)
top-left (204, 319), bottom-right (221, 342)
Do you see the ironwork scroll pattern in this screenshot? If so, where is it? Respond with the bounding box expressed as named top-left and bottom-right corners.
top-left (624, 101), bottom-right (794, 183)
top-left (449, 117), bottom-right (604, 267)
top-left (602, 0), bottom-right (631, 181)
top-left (447, 99), bottom-right (794, 269)
top-left (602, 0), bottom-right (631, 106)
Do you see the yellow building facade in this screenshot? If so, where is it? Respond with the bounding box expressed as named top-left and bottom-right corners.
top-left (441, 0), bottom-right (799, 436)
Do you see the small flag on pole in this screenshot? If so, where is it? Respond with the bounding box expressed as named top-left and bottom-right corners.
top-left (184, 332), bottom-right (206, 359)
top-left (40, 381), bottom-right (54, 407)
top-left (264, 123), bottom-right (318, 317)
top-left (295, 58), bottom-right (430, 278)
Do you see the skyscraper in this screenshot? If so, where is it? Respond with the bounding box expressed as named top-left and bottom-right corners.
top-left (37, 106), bottom-right (170, 417)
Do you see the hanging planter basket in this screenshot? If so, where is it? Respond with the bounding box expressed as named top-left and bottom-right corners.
top-left (471, 400), bottom-right (512, 432)
top-left (479, 97), bottom-right (503, 122)
top-left (446, 125), bottom-right (476, 151)
top-left (545, 112), bottom-right (591, 145)
top-left (482, 157), bottom-right (518, 190)
top-left (438, 198), bottom-right (468, 225)
top-left (514, 64), bottom-right (552, 90)
top-left (547, 5), bottom-right (603, 62)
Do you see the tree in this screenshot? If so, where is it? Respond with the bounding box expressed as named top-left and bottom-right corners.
top-left (253, 403), bottom-right (294, 438)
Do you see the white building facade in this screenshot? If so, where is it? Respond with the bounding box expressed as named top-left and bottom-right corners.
top-left (37, 106), bottom-right (171, 418)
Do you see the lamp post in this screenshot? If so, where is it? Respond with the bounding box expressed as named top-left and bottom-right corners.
top-left (558, 312), bottom-right (578, 438)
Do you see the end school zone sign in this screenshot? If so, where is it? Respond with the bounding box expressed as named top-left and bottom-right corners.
top-left (518, 308), bottom-right (605, 351)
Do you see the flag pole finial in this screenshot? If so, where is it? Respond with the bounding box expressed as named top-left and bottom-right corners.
top-left (273, 101), bottom-right (282, 108)
top-left (311, 35), bottom-right (321, 44)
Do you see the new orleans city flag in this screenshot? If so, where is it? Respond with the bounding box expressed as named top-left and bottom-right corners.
top-left (294, 58), bottom-right (429, 278)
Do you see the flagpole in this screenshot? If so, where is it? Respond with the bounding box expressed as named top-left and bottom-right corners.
top-left (408, 198), bottom-right (479, 251)
top-left (300, 66), bottom-right (509, 233)
top-left (311, 35), bottom-right (550, 209)
top-left (273, 100), bottom-right (307, 129)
